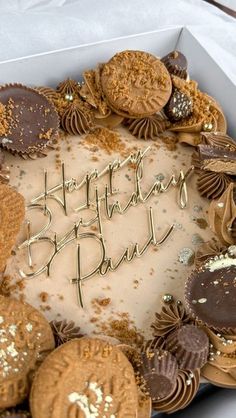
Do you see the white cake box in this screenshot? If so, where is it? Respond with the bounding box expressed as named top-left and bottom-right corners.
top-left (0, 26), bottom-right (234, 418)
top-left (0, 26), bottom-right (235, 137)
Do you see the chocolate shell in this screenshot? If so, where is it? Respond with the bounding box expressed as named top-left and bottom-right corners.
top-left (185, 254), bottom-right (236, 334)
top-left (161, 50), bottom-right (188, 79)
top-left (138, 349), bottom-right (178, 401)
top-left (0, 84), bottom-right (59, 156)
top-left (165, 324), bottom-right (209, 370)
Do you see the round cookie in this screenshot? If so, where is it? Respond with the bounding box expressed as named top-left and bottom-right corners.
top-left (0, 296), bottom-right (55, 408)
top-left (101, 50), bottom-right (172, 117)
top-left (30, 338), bottom-right (139, 418)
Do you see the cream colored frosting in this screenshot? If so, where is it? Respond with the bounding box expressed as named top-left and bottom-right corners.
top-left (3, 126), bottom-right (213, 341)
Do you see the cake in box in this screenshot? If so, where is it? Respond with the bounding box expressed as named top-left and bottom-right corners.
top-left (0, 49), bottom-right (235, 418)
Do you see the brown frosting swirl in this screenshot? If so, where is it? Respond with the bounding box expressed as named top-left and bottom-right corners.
top-left (208, 182), bottom-right (236, 245)
top-left (50, 319), bottom-right (83, 347)
top-left (124, 114), bottom-right (167, 140)
top-left (34, 86), bottom-right (59, 104)
top-left (201, 132), bottom-right (236, 152)
top-left (197, 171), bottom-right (232, 200)
top-left (151, 302), bottom-right (192, 337)
top-left (195, 239), bottom-right (227, 268)
top-left (61, 101), bottom-right (94, 135)
top-left (56, 78), bottom-right (80, 97)
top-left (152, 369), bottom-right (200, 413)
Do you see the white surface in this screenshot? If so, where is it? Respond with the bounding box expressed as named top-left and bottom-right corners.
top-left (218, 0), bottom-right (236, 10)
top-left (0, 1), bottom-right (236, 417)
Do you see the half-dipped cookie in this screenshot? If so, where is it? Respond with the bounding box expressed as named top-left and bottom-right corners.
top-left (30, 338), bottom-right (139, 418)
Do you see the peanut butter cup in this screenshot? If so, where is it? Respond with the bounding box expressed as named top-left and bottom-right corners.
top-left (165, 324), bottom-right (209, 370)
top-left (161, 50), bottom-right (188, 79)
top-left (138, 349), bottom-right (178, 401)
top-left (185, 253), bottom-right (236, 333)
top-left (0, 84), bottom-right (59, 156)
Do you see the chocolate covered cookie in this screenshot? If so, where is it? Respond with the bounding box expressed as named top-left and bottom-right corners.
top-left (138, 349), bottom-right (178, 401)
top-left (165, 324), bottom-right (209, 370)
top-left (101, 50), bottom-right (172, 117)
top-left (164, 88), bottom-right (192, 122)
top-left (0, 296), bottom-right (55, 408)
top-left (30, 338), bottom-right (139, 418)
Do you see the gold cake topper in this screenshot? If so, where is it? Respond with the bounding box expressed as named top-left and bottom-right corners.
top-left (18, 147), bottom-right (193, 308)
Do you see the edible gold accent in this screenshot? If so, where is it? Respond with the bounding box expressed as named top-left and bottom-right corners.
top-left (18, 147), bottom-right (193, 308)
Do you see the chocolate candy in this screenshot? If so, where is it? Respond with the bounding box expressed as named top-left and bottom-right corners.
top-left (165, 88), bottom-right (192, 122)
top-left (185, 254), bottom-right (236, 333)
top-left (197, 144), bottom-right (236, 175)
top-left (139, 349), bottom-right (178, 401)
top-left (0, 84), bottom-right (59, 156)
top-left (165, 324), bottom-right (209, 370)
top-left (161, 50), bottom-right (188, 79)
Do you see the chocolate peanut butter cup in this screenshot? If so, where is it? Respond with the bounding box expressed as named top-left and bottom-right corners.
top-left (185, 254), bottom-right (236, 334)
top-left (161, 50), bottom-right (188, 79)
top-left (165, 324), bottom-right (209, 370)
top-left (138, 349), bottom-right (178, 401)
top-left (0, 84), bottom-right (59, 156)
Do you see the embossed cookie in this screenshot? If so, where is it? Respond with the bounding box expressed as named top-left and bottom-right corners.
top-left (30, 338), bottom-right (139, 418)
top-left (0, 184), bottom-right (25, 272)
top-left (0, 296), bottom-right (55, 408)
top-left (101, 50), bottom-right (172, 117)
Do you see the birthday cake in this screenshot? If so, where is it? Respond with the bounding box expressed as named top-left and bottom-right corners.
top-left (0, 49), bottom-right (235, 417)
